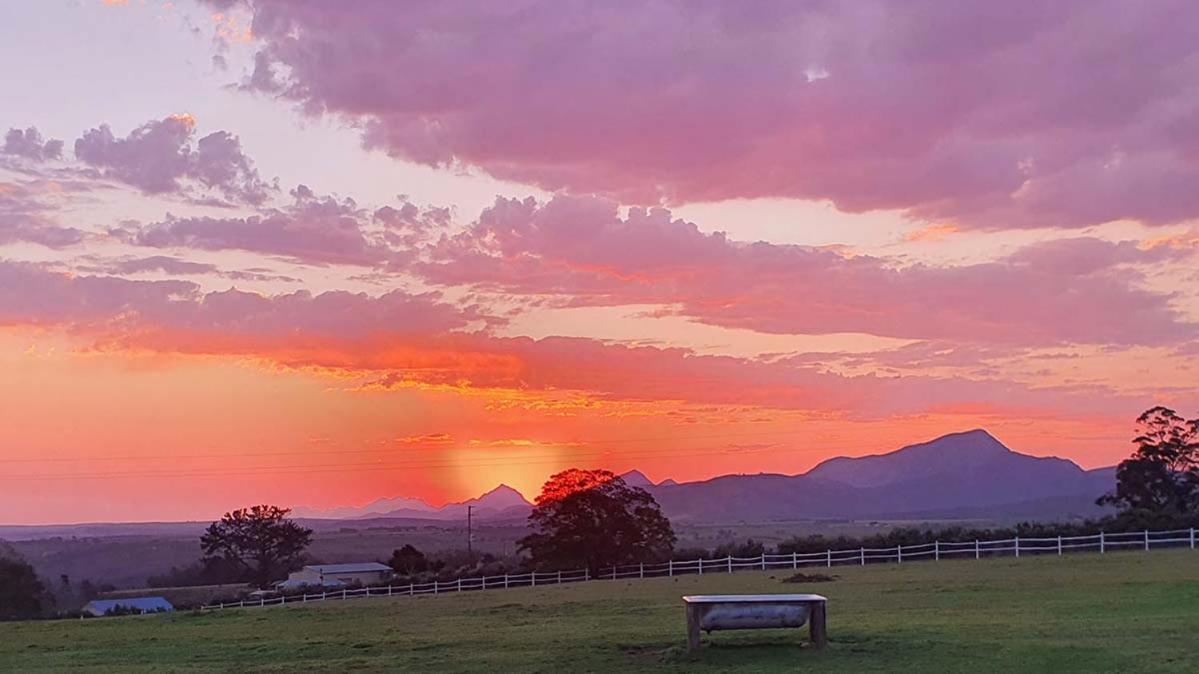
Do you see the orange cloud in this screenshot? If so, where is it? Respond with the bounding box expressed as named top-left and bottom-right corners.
top-left (903, 223), bottom-right (959, 242)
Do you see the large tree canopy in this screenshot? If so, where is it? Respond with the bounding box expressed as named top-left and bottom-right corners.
top-left (518, 469), bottom-right (675, 573)
top-left (1100, 407), bottom-right (1199, 514)
top-left (388, 544), bottom-right (429, 576)
top-left (200, 505), bottom-right (313, 588)
top-left (0, 554), bottom-right (47, 621)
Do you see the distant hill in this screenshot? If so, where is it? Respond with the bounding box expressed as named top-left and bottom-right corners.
top-left (292, 484), bottom-right (531, 521)
top-left (292, 495), bottom-right (434, 520)
top-left (648, 429), bottom-right (1115, 523)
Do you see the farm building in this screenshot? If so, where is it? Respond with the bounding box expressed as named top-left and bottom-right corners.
top-left (82, 597), bottom-right (174, 617)
top-left (282, 562), bottom-right (393, 588)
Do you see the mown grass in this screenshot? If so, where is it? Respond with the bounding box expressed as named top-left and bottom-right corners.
top-left (3, 550), bottom-right (1198, 672)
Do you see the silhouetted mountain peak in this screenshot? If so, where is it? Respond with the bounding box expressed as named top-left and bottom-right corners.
top-left (806, 429), bottom-right (1049, 489)
top-left (620, 470), bottom-right (655, 488)
top-left (463, 484), bottom-right (532, 509)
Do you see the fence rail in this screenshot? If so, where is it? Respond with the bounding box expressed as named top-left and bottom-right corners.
top-left (199, 527), bottom-right (1198, 611)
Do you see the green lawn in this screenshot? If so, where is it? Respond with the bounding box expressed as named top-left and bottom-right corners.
top-left (3, 550), bottom-right (1198, 672)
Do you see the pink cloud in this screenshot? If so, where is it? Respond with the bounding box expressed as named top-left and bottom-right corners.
top-left (0, 261), bottom-right (488, 368)
top-left (132, 185), bottom-right (399, 266)
top-left (0, 260), bottom-right (1140, 420)
top-left (74, 115), bottom-right (274, 204)
top-left (419, 195), bottom-right (1196, 346)
top-left (0, 180), bottom-right (86, 248)
top-left (3, 127), bottom-right (63, 161)
top-left (210, 0), bottom-right (1199, 229)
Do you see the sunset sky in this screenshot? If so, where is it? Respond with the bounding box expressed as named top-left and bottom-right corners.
top-left (2, 1), bottom-right (1198, 524)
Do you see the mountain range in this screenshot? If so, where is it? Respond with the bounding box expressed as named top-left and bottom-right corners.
top-left (293, 484), bottom-right (532, 521)
top-left (648, 429), bottom-right (1114, 523)
top-left (294, 429), bottom-right (1116, 524)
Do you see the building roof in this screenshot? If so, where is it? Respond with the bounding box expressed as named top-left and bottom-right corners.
top-left (304, 562), bottom-right (392, 574)
top-left (83, 597), bottom-right (174, 615)
top-left (276, 578), bottom-right (347, 590)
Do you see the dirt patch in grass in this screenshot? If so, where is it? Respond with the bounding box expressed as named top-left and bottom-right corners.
top-left (781, 572), bottom-right (838, 584)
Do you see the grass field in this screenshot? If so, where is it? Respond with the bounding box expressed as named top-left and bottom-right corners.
top-left (3, 550), bottom-right (1198, 672)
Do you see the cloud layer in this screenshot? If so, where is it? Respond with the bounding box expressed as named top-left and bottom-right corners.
top-left (217, 0), bottom-right (1199, 229)
top-left (420, 195), bottom-right (1196, 346)
top-left (0, 260), bottom-right (1142, 421)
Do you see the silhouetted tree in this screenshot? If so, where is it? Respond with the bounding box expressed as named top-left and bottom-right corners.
top-left (387, 544), bottom-right (429, 575)
top-left (1099, 407), bottom-right (1199, 514)
top-left (201, 505), bottom-right (313, 588)
top-left (0, 556), bottom-right (48, 621)
top-left (146, 557), bottom-right (245, 588)
top-left (518, 468), bottom-right (675, 573)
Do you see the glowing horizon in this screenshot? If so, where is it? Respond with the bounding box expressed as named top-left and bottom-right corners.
top-left (1, 1), bottom-right (1197, 525)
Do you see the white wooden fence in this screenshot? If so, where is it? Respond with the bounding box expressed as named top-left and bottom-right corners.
top-left (199, 527), bottom-right (1197, 611)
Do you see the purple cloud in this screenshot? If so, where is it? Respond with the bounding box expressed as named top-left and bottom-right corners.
top-left (132, 186), bottom-right (396, 266)
top-left (3, 127), bottom-right (63, 161)
top-left (74, 115), bottom-right (273, 204)
top-left (0, 181), bottom-right (85, 248)
top-left (0, 260), bottom-right (477, 341)
top-left (214, 0), bottom-right (1199, 229)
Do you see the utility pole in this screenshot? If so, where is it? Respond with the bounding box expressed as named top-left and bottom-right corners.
top-left (467, 505), bottom-right (474, 556)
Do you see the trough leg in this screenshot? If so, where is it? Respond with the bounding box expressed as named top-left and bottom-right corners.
top-left (686, 604), bottom-right (702, 652)
top-left (809, 601), bottom-right (827, 649)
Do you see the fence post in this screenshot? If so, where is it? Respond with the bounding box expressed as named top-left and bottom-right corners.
top-left (934, 540), bottom-right (940, 561)
top-left (612, 566), bottom-right (617, 581)
top-left (434, 582), bottom-right (439, 595)
top-left (639, 564), bottom-right (643, 579)
top-left (1145, 529), bottom-right (1150, 552)
top-left (1100, 531), bottom-right (1105, 554)
top-left (558, 570), bottom-right (563, 584)
top-left (457, 578), bottom-right (462, 592)
top-left (1014, 536), bottom-right (1020, 558)
top-left (388, 585), bottom-right (393, 597)
top-left (409, 584), bottom-right (414, 596)
top-left (1191, 528), bottom-right (1196, 550)
top-left (727, 556), bottom-right (732, 574)
top-left (532, 572), bottom-right (537, 587)
top-left (793, 551), bottom-right (799, 569)
top-left (860, 547), bottom-right (865, 566)
top-left (897, 544), bottom-right (902, 564)
top-left (975, 539), bottom-right (980, 560)
top-left (668, 559), bottom-right (673, 577)
top-left (762, 554), bottom-right (767, 571)
top-left (698, 558), bottom-right (703, 575)
top-left (1057, 536), bottom-right (1062, 556)
top-left (826, 549), bottom-right (832, 568)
